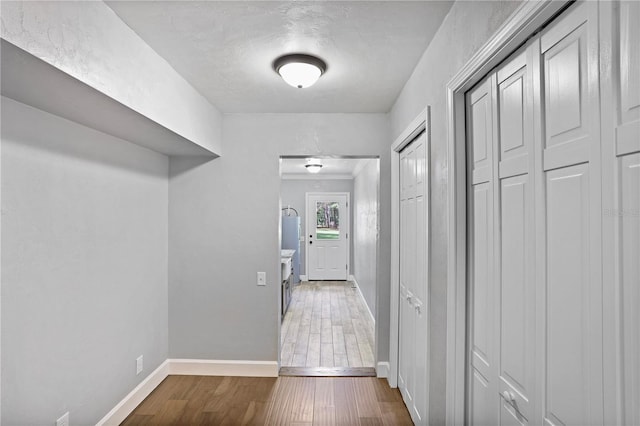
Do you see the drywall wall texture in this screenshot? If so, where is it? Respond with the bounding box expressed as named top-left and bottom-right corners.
top-left (1, 97), bottom-right (169, 425)
top-left (281, 178), bottom-right (355, 276)
top-left (169, 113), bottom-right (390, 362)
top-left (388, 1), bottom-right (523, 423)
top-left (0, 1), bottom-right (222, 155)
top-left (353, 160), bottom-right (379, 318)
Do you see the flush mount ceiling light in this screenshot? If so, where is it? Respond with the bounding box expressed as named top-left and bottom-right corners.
top-left (305, 158), bottom-right (323, 173)
top-left (273, 54), bottom-right (327, 89)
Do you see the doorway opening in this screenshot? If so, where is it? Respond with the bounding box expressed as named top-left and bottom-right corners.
top-left (278, 156), bottom-right (380, 377)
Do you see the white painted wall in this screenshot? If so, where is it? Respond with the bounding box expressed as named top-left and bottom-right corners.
top-left (388, 1), bottom-right (523, 423)
top-left (280, 178), bottom-right (354, 276)
top-left (168, 113), bottom-right (391, 362)
top-left (1, 97), bottom-right (169, 425)
top-left (0, 1), bottom-right (222, 155)
top-left (353, 160), bottom-right (379, 318)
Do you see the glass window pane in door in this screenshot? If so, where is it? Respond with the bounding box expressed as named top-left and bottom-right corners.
top-left (316, 201), bottom-right (340, 239)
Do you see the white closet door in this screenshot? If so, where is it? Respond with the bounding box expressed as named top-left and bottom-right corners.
top-left (620, 154), bottom-right (639, 426)
top-left (538, 3), bottom-right (604, 425)
top-left (618, 2), bottom-right (640, 423)
top-left (467, 76), bottom-right (498, 426)
top-left (495, 44), bottom-right (536, 425)
top-left (399, 143), bottom-right (416, 408)
top-left (467, 42), bottom-right (537, 426)
top-left (465, 2), bottom-right (636, 425)
top-left (412, 136), bottom-right (429, 425)
top-left (398, 130), bottom-right (429, 425)
top-left (618, 3), bottom-right (640, 425)
top-left (602, 1), bottom-right (640, 424)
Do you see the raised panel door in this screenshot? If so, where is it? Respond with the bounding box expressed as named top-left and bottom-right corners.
top-left (544, 165), bottom-right (592, 426)
top-left (541, 3), bottom-right (597, 172)
top-left (500, 396), bottom-right (528, 426)
top-left (470, 369), bottom-right (493, 426)
top-left (616, 0), bottom-right (640, 158)
top-left (467, 75), bottom-right (498, 426)
top-left (539, 4), bottom-right (603, 424)
top-left (413, 133), bottom-right (429, 424)
top-left (471, 183), bottom-right (493, 378)
top-left (495, 42), bottom-right (536, 423)
top-left (601, 3), bottom-right (640, 423)
top-left (399, 138), bottom-right (417, 412)
top-left (619, 1), bottom-right (640, 130)
top-left (499, 175), bottom-right (533, 419)
top-left (617, 5), bottom-right (640, 424)
top-left (413, 296), bottom-right (428, 424)
top-left (399, 147), bottom-right (412, 402)
top-left (398, 130), bottom-right (430, 425)
top-left (470, 78), bottom-right (494, 185)
top-left (620, 154), bottom-right (639, 426)
top-left (465, 3), bottom-right (612, 426)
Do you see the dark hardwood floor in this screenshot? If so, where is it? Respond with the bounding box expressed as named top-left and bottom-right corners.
top-left (121, 375), bottom-right (414, 425)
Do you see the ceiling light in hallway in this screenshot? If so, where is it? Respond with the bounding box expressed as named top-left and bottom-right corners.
top-left (273, 54), bottom-right (327, 89)
top-left (305, 158), bottom-right (323, 173)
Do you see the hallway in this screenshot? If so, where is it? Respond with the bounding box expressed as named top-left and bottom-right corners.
top-left (281, 281), bottom-right (375, 369)
top-left (3, 1), bottom-right (638, 424)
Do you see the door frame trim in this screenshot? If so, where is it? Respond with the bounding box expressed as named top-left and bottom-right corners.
top-left (444, 1), bottom-right (570, 423)
top-left (304, 191), bottom-right (351, 281)
top-left (389, 107), bottom-right (429, 389)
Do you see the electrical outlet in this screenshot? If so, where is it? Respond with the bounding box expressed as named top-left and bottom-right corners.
top-left (257, 272), bottom-right (266, 286)
top-left (56, 412), bottom-right (69, 426)
top-left (136, 355), bottom-right (143, 375)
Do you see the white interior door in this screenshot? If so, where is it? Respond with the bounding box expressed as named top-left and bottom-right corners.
top-left (466, 73), bottom-right (498, 426)
top-left (306, 193), bottom-right (349, 281)
top-left (495, 44), bottom-right (536, 425)
top-left (608, 2), bottom-right (640, 424)
top-left (538, 4), bottom-right (603, 424)
top-left (398, 130), bottom-right (429, 425)
top-left (466, 2), bottom-right (606, 425)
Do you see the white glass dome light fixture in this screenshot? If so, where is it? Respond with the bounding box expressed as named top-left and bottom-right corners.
top-left (273, 54), bottom-right (327, 89)
top-left (305, 158), bottom-right (323, 173)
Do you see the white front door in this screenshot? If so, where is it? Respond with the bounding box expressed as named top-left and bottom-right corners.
top-left (306, 193), bottom-right (349, 281)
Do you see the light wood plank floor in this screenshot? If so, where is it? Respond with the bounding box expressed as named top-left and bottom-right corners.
top-left (121, 375), bottom-right (413, 425)
top-left (281, 281), bottom-right (375, 369)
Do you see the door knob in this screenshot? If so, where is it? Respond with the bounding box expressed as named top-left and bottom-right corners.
top-left (309, 241), bottom-right (313, 245)
top-left (502, 390), bottom-right (515, 403)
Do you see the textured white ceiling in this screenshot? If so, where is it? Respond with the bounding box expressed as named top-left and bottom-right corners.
top-left (106, 1), bottom-right (453, 113)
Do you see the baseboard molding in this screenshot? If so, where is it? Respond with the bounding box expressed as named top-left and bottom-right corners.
top-left (300, 275), bottom-right (308, 282)
top-left (377, 362), bottom-right (390, 379)
top-left (96, 359), bottom-right (170, 426)
top-left (96, 359), bottom-right (278, 425)
top-left (169, 359), bottom-right (279, 377)
top-left (349, 275), bottom-right (375, 324)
